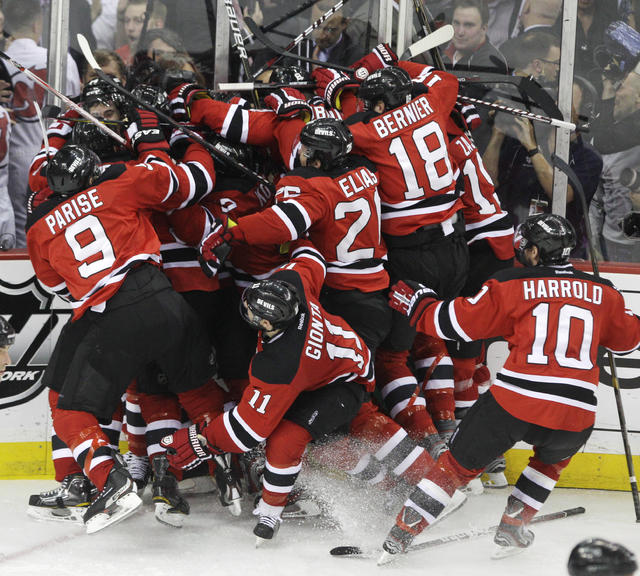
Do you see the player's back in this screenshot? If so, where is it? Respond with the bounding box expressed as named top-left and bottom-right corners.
top-left (26, 163), bottom-right (168, 317)
top-left (347, 89), bottom-right (460, 236)
top-left (276, 157), bottom-right (388, 292)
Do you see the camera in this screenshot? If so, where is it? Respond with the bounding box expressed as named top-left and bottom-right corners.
top-left (594, 21), bottom-right (640, 81)
top-left (621, 212), bottom-right (640, 239)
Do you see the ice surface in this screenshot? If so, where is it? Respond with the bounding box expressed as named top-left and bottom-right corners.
top-left (1, 468), bottom-right (639, 576)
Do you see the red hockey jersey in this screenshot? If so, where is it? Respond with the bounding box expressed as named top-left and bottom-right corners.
top-left (415, 265), bottom-right (640, 431)
top-left (346, 68), bottom-right (461, 236)
top-left (236, 158), bottom-right (389, 292)
top-left (448, 131), bottom-right (514, 260)
top-left (204, 244), bottom-right (375, 452)
top-left (26, 147), bottom-right (214, 318)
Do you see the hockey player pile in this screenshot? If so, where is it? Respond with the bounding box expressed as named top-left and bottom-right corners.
top-left (9, 9), bottom-right (640, 568)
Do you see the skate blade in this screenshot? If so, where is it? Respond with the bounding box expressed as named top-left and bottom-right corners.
top-left (460, 477), bottom-right (484, 495)
top-left (281, 500), bottom-right (322, 519)
top-left (154, 502), bottom-right (188, 528)
top-left (255, 535), bottom-right (272, 548)
top-left (491, 544), bottom-right (528, 560)
top-left (224, 498), bottom-right (242, 517)
top-left (85, 492), bottom-right (142, 534)
top-left (482, 472), bottom-right (509, 488)
top-left (27, 505), bottom-right (86, 524)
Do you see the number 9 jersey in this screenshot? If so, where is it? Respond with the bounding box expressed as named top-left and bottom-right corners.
top-left (26, 147), bottom-right (214, 319)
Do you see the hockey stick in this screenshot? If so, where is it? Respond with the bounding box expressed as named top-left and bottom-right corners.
top-left (0, 50), bottom-right (126, 146)
top-left (261, 0), bottom-right (323, 33)
top-left (330, 506), bottom-right (586, 557)
top-left (459, 95), bottom-right (576, 131)
top-left (33, 101), bottom-right (51, 159)
top-left (404, 24), bottom-right (454, 59)
top-left (552, 154), bottom-right (640, 522)
top-left (223, 0), bottom-right (260, 108)
top-left (411, 0), bottom-right (446, 70)
top-left (246, 16), bottom-right (354, 74)
top-left (77, 33), bottom-right (274, 191)
top-left (217, 80), bottom-right (316, 92)
top-left (251, 0), bottom-right (352, 80)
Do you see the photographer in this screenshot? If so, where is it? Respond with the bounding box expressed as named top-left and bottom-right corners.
top-left (589, 63), bottom-right (640, 261)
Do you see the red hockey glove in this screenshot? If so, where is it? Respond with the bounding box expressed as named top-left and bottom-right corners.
top-left (264, 88), bottom-right (312, 121)
top-left (198, 216), bottom-right (244, 277)
top-left (351, 43), bottom-right (399, 80)
top-left (389, 280), bottom-right (438, 326)
top-left (167, 82), bottom-right (211, 122)
top-left (160, 423), bottom-right (221, 470)
top-left (311, 67), bottom-right (359, 110)
top-left (126, 107), bottom-right (169, 155)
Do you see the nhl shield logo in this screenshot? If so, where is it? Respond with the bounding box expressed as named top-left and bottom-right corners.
top-left (0, 276), bottom-right (71, 410)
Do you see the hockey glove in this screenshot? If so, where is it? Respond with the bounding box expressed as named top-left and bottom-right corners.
top-left (389, 280), bottom-right (438, 326)
top-left (167, 82), bottom-right (211, 122)
top-left (264, 88), bottom-right (312, 121)
top-left (160, 423), bottom-right (220, 470)
top-left (351, 43), bottom-right (399, 80)
top-left (452, 101), bottom-right (482, 132)
top-left (198, 216), bottom-right (244, 277)
top-left (311, 67), bottom-right (359, 110)
top-left (126, 107), bottom-right (170, 155)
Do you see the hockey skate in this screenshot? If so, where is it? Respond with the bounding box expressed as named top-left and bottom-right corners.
top-left (378, 505), bottom-right (427, 565)
top-left (27, 473), bottom-right (94, 524)
top-left (252, 499), bottom-right (283, 547)
top-left (482, 455), bottom-right (508, 488)
top-left (83, 453), bottom-right (142, 534)
top-left (492, 495), bottom-right (535, 559)
top-left (152, 454), bottom-right (190, 528)
top-left (214, 453), bottom-right (242, 516)
top-left (122, 451), bottom-right (150, 494)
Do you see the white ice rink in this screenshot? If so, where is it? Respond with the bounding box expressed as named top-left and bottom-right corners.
top-left (2, 469), bottom-right (639, 576)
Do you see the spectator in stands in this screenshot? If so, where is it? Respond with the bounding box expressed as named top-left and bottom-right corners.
top-left (500, 28), bottom-right (561, 84)
top-left (500, 2), bottom-right (562, 61)
top-left (83, 49), bottom-right (127, 85)
top-left (552, 0), bottom-right (618, 89)
top-left (485, 0), bottom-right (522, 48)
top-left (4, 0), bottom-right (81, 248)
top-left (483, 77), bottom-right (603, 259)
top-left (116, 0), bottom-right (166, 65)
top-left (589, 65), bottom-right (640, 262)
top-left (443, 0), bottom-right (508, 73)
top-left (309, 3), bottom-right (365, 68)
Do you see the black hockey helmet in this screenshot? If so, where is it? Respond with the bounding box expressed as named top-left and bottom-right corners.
top-left (270, 65), bottom-right (311, 84)
top-left (208, 136), bottom-right (257, 177)
top-left (240, 279), bottom-right (300, 331)
top-left (0, 316), bottom-right (15, 347)
top-left (568, 538), bottom-right (637, 576)
top-left (72, 120), bottom-right (124, 160)
top-left (82, 77), bottom-right (125, 112)
top-left (514, 213), bottom-right (576, 266)
top-left (130, 83), bottom-right (171, 116)
top-left (299, 118), bottom-right (353, 170)
top-left (358, 66), bottom-right (413, 110)
top-left (47, 145), bottom-right (102, 196)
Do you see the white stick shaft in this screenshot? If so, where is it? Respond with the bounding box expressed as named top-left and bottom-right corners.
top-left (407, 24), bottom-right (454, 58)
top-left (0, 48), bottom-right (126, 145)
top-left (458, 95), bottom-right (576, 131)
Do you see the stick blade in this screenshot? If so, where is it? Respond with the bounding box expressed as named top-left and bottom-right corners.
top-left (330, 545), bottom-right (364, 556)
top-left (76, 33), bottom-right (100, 71)
top-left (407, 24), bottom-right (454, 58)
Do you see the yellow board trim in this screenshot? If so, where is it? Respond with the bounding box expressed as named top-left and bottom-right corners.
top-left (1, 443), bottom-right (638, 490)
top-left (0, 441), bottom-right (129, 479)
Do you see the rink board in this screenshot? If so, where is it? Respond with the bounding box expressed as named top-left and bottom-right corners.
top-left (1, 253), bottom-right (639, 489)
